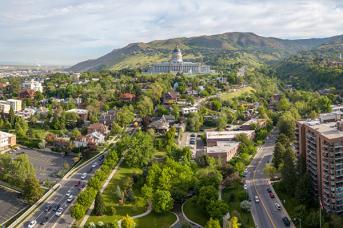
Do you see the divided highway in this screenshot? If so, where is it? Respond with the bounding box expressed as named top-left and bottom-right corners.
top-left (245, 130), bottom-right (295, 228)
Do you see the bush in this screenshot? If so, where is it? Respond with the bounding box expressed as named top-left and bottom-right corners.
top-left (71, 203), bottom-right (86, 220)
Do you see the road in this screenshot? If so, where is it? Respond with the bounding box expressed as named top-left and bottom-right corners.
top-left (245, 130), bottom-right (294, 228)
top-left (23, 156), bottom-right (103, 228)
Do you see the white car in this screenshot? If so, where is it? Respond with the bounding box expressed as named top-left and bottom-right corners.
top-left (67, 195), bottom-right (74, 203)
top-left (28, 220), bottom-right (37, 228)
top-left (55, 207), bottom-right (64, 216)
top-left (65, 189), bottom-right (72, 197)
top-left (81, 173), bottom-right (87, 180)
top-left (255, 195), bottom-right (260, 203)
top-left (92, 162), bottom-right (98, 168)
top-left (275, 202), bottom-right (281, 210)
top-left (243, 184), bottom-right (248, 190)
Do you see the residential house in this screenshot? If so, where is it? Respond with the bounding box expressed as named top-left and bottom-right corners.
top-left (148, 115), bottom-right (170, 133)
top-left (181, 107), bottom-right (198, 115)
top-left (20, 89), bottom-right (36, 99)
top-left (120, 93), bottom-right (136, 102)
top-left (66, 109), bottom-right (89, 121)
top-left (163, 91), bottom-right (178, 105)
top-left (99, 110), bottom-right (117, 127)
top-left (0, 131), bottom-right (16, 153)
top-left (87, 123), bottom-right (109, 135)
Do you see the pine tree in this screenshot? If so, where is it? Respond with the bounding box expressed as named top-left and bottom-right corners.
top-left (94, 191), bottom-right (105, 216)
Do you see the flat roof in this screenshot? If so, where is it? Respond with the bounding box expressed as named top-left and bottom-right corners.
top-left (299, 120), bottom-right (343, 140)
top-left (206, 130), bottom-right (255, 140)
top-left (207, 141), bottom-right (240, 154)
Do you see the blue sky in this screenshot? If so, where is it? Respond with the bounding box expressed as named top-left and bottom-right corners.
top-left (0, 0), bottom-right (343, 65)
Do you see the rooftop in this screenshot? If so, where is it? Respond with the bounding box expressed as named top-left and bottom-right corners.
top-left (207, 141), bottom-right (240, 154)
top-left (206, 130), bottom-right (255, 140)
top-left (299, 120), bottom-right (343, 140)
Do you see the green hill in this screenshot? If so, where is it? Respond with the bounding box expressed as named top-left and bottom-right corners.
top-left (69, 32), bottom-right (343, 72)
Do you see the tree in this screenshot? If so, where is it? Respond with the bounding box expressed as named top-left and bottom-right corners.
top-left (273, 142), bottom-right (285, 169)
top-left (216, 113), bottom-right (227, 130)
top-left (295, 172), bottom-right (315, 207)
top-left (116, 106), bottom-right (134, 128)
top-left (94, 191), bottom-right (105, 216)
top-left (121, 215), bottom-right (136, 228)
top-left (205, 218), bottom-right (221, 228)
top-left (137, 96), bottom-right (154, 118)
top-left (281, 146), bottom-right (296, 195)
top-left (152, 189), bottom-right (174, 213)
top-left (186, 112), bottom-right (203, 132)
top-left (277, 112), bottom-right (296, 140)
top-left (71, 203), bottom-right (86, 219)
top-left (230, 216), bottom-right (240, 228)
top-left (171, 104), bottom-right (180, 120)
top-left (206, 200), bottom-right (229, 219)
top-left (240, 200), bottom-right (251, 212)
top-left (15, 117), bottom-right (29, 138)
top-left (22, 175), bottom-right (43, 205)
top-left (263, 164), bottom-right (277, 179)
top-left (234, 161), bottom-right (245, 174)
top-left (120, 131), bottom-right (155, 168)
top-left (197, 186), bottom-right (218, 208)
top-left (71, 128), bottom-right (81, 140)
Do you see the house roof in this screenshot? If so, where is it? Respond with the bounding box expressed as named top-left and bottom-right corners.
top-left (120, 93), bottom-right (136, 100)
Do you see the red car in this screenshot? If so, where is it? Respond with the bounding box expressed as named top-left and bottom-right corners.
top-left (269, 192), bottom-right (275, 198)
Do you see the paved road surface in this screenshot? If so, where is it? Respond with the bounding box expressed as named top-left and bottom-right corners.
top-left (245, 130), bottom-right (294, 228)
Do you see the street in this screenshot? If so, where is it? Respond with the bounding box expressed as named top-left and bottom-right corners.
top-left (23, 157), bottom-right (103, 228)
top-left (245, 130), bottom-right (294, 228)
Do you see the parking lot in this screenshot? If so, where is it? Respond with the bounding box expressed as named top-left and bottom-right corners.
top-left (0, 187), bottom-right (27, 225)
top-left (179, 132), bottom-right (205, 158)
top-left (12, 148), bottom-right (75, 183)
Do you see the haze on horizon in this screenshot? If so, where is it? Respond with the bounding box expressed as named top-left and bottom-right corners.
top-left (1, 0), bottom-right (343, 65)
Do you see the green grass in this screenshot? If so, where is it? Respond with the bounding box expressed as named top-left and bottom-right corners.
top-left (219, 86), bottom-right (255, 101)
top-left (87, 165), bottom-right (147, 225)
top-left (135, 212), bottom-right (177, 228)
top-left (222, 181), bottom-right (255, 228)
top-left (183, 198), bottom-right (209, 226)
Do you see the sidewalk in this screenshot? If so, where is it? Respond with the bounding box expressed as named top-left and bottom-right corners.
top-left (79, 157), bottom-right (124, 227)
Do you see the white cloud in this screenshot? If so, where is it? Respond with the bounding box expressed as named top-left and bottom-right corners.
top-left (0, 0), bottom-right (342, 65)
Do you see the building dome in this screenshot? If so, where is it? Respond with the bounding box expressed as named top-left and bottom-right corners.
top-left (172, 46), bottom-right (183, 63)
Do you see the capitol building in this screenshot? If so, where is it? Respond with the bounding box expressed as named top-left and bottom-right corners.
top-left (148, 47), bottom-right (211, 74)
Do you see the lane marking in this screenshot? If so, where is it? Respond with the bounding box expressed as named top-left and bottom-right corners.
top-left (252, 148), bottom-right (277, 228)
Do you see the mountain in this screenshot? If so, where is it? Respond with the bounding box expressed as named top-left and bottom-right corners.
top-left (69, 32), bottom-right (343, 72)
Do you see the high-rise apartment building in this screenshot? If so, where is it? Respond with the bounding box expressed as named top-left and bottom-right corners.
top-left (295, 112), bottom-right (343, 213)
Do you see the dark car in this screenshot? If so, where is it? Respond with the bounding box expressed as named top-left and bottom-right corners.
top-left (44, 204), bottom-right (51, 212)
top-left (269, 192), bottom-right (275, 198)
top-left (267, 188), bottom-right (272, 193)
top-left (282, 217), bottom-right (291, 226)
top-left (53, 204), bottom-right (60, 212)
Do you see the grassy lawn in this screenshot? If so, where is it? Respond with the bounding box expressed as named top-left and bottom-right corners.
top-left (87, 165), bottom-right (147, 225)
top-left (222, 181), bottom-right (255, 228)
top-left (135, 212), bottom-right (177, 228)
top-left (183, 197), bottom-right (209, 226)
top-left (219, 86), bottom-right (255, 101)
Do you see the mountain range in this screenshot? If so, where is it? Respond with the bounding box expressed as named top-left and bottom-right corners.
top-left (69, 32), bottom-right (343, 72)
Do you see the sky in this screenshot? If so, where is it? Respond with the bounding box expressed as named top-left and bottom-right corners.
top-left (0, 0), bottom-right (343, 66)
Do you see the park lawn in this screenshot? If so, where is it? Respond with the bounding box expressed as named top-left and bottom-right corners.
top-left (135, 212), bottom-right (177, 228)
top-left (272, 182), bottom-right (298, 218)
top-left (222, 181), bottom-right (255, 228)
top-left (219, 86), bottom-right (255, 101)
top-left (183, 197), bottom-right (209, 226)
top-left (87, 165), bottom-right (147, 225)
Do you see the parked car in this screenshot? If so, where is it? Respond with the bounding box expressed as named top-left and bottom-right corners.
top-left (67, 195), bottom-right (74, 203)
top-left (27, 220), bottom-right (37, 228)
top-left (92, 162), bottom-right (98, 168)
top-left (275, 202), bottom-right (281, 210)
top-left (44, 204), bottom-right (51, 212)
top-left (81, 173), bottom-right (87, 180)
top-left (53, 204), bottom-right (60, 211)
top-left (282, 217), bottom-right (291, 226)
top-left (40, 216), bottom-right (48, 225)
top-left (55, 207), bottom-right (64, 216)
top-left (243, 184), bottom-right (248, 190)
top-left (75, 180), bottom-right (81, 187)
top-left (66, 189), bottom-right (72, 197)
top-left (267, 188), bottom-right (272, 193)
top-left (269, 192), bottom-right (275, 198)
top-left (255, 195), bottom-right (260, 203)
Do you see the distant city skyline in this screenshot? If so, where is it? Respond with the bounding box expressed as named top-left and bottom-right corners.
top-left (1, 0), bottom-right (343, 65)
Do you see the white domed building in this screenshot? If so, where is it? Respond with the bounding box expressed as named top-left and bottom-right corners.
top-left (148, 46), bottom-right (211, 74)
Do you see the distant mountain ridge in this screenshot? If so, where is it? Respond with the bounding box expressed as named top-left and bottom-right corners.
top-left (69, 32), bottom-right (343, 72)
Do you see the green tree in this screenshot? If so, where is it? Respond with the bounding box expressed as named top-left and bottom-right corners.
top-left (230, 216), bottom-right (240, 228)
top-left (277, 112), bottom-right (296, 140)
top-left (71, 203), bottom-right (86, 219)
top-left (121, 215), bottom-right (136, 228)
top-left (116, 106), bottom-right (134, 128)
top-left (281, 146), bottom-right (296, 195)
top-left (15, 117), bottom-right (29, 138)
top-left (197, 186), bottom-right (218, 208)
top-left (216, 113), bottom-right (227, 130)
top-left (273, 142), bottom-right (286, 169)
top-left (22, 175), bottom-right (43, 205)
top-left (152, 189), bottom-right (174, 213)
top-left (94, 191), bottom-right (105, 216)
top-left (206, 200), bottom-right (229, 219)
top-left (137, 96), bottom-right (154, 118)
top-left (264, 164), bottom-right (277, 179)
top-left (186, 112), bottom-right (203, 132)
top-left (205, 218), bottom-right (221, 228)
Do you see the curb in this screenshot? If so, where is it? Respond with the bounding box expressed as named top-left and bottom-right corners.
top-left (170, 212), bottom-right (179, 228)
